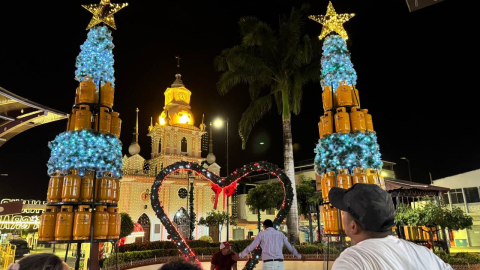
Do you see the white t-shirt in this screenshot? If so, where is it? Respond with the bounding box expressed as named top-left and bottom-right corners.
top-left (332, 236), bottom-right (453, 270)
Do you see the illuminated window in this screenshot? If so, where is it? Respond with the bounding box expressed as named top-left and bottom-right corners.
top-left (181, 137), bottom-right (187, 153)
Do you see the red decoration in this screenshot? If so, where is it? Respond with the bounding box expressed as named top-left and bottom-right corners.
top-left (211, 183), bottom-right (222, 210)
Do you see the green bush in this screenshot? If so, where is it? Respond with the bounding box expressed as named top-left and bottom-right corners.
top-left (187, 240), bottom-right (218, 248)
top-left (230, 240), bottom-right (253, 252)
top-left (198, 235), bottom-right (213, 243)
top-left (435, 251), bottom-right (480, 265)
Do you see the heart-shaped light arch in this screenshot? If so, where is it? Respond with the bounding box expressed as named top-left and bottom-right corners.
top-left (150, 161), bottom-right (294, 270)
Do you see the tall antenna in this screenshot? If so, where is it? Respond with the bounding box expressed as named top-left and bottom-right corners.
top-left (175, 55), bottom-right (181, 73)
top-left (135, 108), bottom-right (139, 142)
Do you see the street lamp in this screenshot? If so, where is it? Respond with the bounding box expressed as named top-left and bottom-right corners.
top-left (212, 117), bottom-right (229, 240)
top-left (400, 157), bottom-right (412, 182)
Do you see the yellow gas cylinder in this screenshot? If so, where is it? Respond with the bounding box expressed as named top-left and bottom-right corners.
top-left (330, 207), bottom-right (340, 235)
top-left (336, 82), bottom-right (354, 107)
top-left (318, 117), bottom-right (324, 139)
top-left (362, 109), bottom-right (374, 132)
top-left (352, 87), bottom-right (360, 107)
top-left (74, 105), bottom-right (92, 131)
top-left (366, 169), bottom-right (380, 186)
top-left (323, 205), bottom-right (330, 234)
top-left (322, 86), bottom-right (334, 111)
top-left (55, 206), bottom-right (74, 241)
top-left (97, 172), bottom-right (113, 203)
top-left (337, 169), bottom-right (352, 189)
top-left (67, 110), bottom-right (77, 132)
top-left (93, 206), bottom-right (109, 240)
top-left (100, 82), bottom-right (115, 108)
top-left (324, 171), bottom-right (335, 201)
top-left (335, 107), bottom-right (351, 134)
top-left (321, 173), bottom-right (328, 201)
top-left (322, 112), bottom-right (334, 136)
top-left (95, 108), bottom-right (111, 134)
top-left (78, 77), bottom-right (96, 104)
top-left (80, 171), bottom-right (94, 203)
top-left (107, 207), bottom-right (121, 239)
top-left (75, 87), bottom-right (80, 105)
top-left (350, 107), bottom-right (366, 133)
top-left (47, 174), bottom-right (64, 203)
top-left (111, 179), bottom-right (120, 203)
top-left (38, 206), bottom-right (58, 241)
top-left (110, 112), bottom-right (122, 137)
top-left (379, 174), bottom-right (386, 190)
top-left (352, 167), bottom-right (368, 185)
top-left (73, 205), bottom-right (91, 240)
top-left (62, 170), bottom-right (81, 202)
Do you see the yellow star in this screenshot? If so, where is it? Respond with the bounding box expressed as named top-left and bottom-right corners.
top-left (82, 0), bottom-right (128, 30)
top-left (309, 2), bottom-right (355, 40)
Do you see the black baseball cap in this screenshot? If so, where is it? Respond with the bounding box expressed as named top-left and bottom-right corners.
top-left (329, 183), bottom-right (395, 232)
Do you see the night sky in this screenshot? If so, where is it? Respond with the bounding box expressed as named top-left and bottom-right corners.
top-left (0, 0), bottom-right (476, 200)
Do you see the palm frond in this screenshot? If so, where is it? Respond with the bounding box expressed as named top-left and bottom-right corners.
top-left (238, 95), bottom-right (273, 149)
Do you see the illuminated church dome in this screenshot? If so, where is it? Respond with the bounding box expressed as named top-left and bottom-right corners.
top-left (159, 74), bottom-right (195, 126)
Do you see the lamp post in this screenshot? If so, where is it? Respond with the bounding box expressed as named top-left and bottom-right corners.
top-left (213, 117), bottom-right (229, 240)
top-left (400, 157), bottom-right (412, 182)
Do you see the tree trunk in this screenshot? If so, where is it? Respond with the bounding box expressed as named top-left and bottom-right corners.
top-left (308, 205), bottom-right (314, 244)
top-left (257, 211), bottom-right (261, 232)
top-left (282, 118), bottom-right (299, 244)
top-left (209, 226), bottom-right (220, 243)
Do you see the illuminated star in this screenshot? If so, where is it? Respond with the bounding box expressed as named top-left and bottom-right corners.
top-left (309, 2), bottom-right (355, 40)
top-left (82, 0), bottom-right (128, 30)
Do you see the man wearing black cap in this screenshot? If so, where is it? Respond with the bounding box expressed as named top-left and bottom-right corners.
top-left (329, 183), bottom-right (453, 270)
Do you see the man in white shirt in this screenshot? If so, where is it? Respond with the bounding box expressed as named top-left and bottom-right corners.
top-left (328, 183), bottom-right (453, 270)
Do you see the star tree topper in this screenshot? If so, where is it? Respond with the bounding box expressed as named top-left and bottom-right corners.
top-left (309, 2), bottom-right (355, 40)
top-left (83, 0), bottom-right (128, 30)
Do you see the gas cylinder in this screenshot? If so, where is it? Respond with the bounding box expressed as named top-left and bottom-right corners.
top-left (322, 112), bottom-right (334, 136)
top-left (73, 205), bottom-right (91, 240)
top-left (78, 77), bottom-right (96, 104)
top-left (362, 109), bottom-right (374, 132)
top-left (352, 87), bottom-right (360, 107)
top-left (323, 171), bottom-right (335, 202)
top-left (322, 86), bottom-right (334, 111)
top-left (323, 205), bottom-right (330, 234)
top-left (67, 110), bottom-right (77, 132)
top-left (366, 169), bottom-right (380, 186)
top-left (47, 174), bottom-right (63, 203)
top-left (336, 82), bottom-right (354, 107)
top-left (352, 167), bottom-right (368, 185)
top-left (337, 169), bottom-right (352, 189)
top-left (74, 105), bottom-right (92, 131)
top-left (38, 206), bottom-right (58, 241)
top-left (321, 173), bottom-right (327, 201)
top-left (318, 116), bottom-right (324, 139)
top-left (62, 170), bottom-right (81, 202)
top-left (107, 207), bottom-right (121, 239)
top-left (74, 87), bottom-right (80, 105)
top-left (93, 206), bottom-right (110, 240)
top-left (110, 112), bottom-right (122, 137)
top-left (55, 206), bottom-right (74, 241)
top-left (335, 107), bottom-right (351, 133)
top-left (111, 179), bottom-right (120, 203)
top-left (97, 172), bottom-right (113, 203)
top-left (95, 108), bottom-right (111, 134)
top-left (329, 207), bottom-right (340, 234)
top-left (100, 82), bottom-right (115, 109)
top-left (379, 173), bottom-right (386, 190)
top-left (350, 107), bottom-right (366, 133)
top-left (80, 171), bottom-right (94, 203)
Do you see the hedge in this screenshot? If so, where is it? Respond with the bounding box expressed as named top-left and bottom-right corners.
top-left (435, 251), bottom-right (480, 265)
top-left (119, 240), bottom-right (251, 253)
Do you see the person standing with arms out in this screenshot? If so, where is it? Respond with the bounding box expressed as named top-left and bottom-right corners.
top-left (211, 242), bottom-right (237, 270)
top-left (233, 219), bottom-right (301, 270)
top-left (328, 183), bottom-right (453, 270)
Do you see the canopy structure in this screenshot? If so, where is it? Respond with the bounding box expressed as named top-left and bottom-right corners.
top-left (0, 86), bottom-right (67, 147)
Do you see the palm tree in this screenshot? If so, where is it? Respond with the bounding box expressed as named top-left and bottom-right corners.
top-left (214, 4), bottom-right (320, 243)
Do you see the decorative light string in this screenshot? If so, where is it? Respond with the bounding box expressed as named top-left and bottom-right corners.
top-left (320, 34), bottom-right (357, 90)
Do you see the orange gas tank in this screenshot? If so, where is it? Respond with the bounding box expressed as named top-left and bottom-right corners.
top-left (78, 77), bottom-right (96, 104)
top-left (47, 174), bottom-right (63, 203)
top-left (38, 206), bottom-right (58, 241)
top-left (335, 107), bottom-right (351, 133)
top-left (111, 179), bottom-right (120, 204)
top-left (323, 205), bottom-right (330, 234)
top-left (350, 107), bottom-right (366, 133)
top-left (322, 112), bottom-right (334, 136)
top-left (318, 117), bottom-right (324, 139)
top-left (93, 206), bottom-right (109, 240)
top-left (74, 87), bottom-right (80, 105)
top-left (352, 87), bottom-right (360, 107)
top-left (73, 205), bottom-right (91, 240)
top-left (362, 109), bottom-right (374, 132)
top-left (107, 207), bottom-right (121, 239)
top-left (366, 169), bottom-right (380, 186)
top-left (100, 82), bottom-right (115, 108)
top-left (80, 171), bottom-right (94, 203)
top-left (110, 112), bottom-right (122, 137)
top-left (322, 86), bottom-right (334, 111)
top-left (55, 206), bottom-right (74, 241)
top-left (97, 172), bottom-right (113, 203)
top-left (95, 108), bottom-right (111, 134)
top-left (337, 169), bottom-right (352, 189)
top-left (323, 171), bottom-right (335, 202)
top-left (336, 82), bottom-right (354, 107)
top-left (75, 105), bottom-right (92, 131)
top-left (329, 207), bottom-right (340, 235)
top-left (352, 167), bottom-right (368, 185)
top-left (62, 170), bottom-right (81, 202)
top-left (67, 110), bottom-right (77, 132)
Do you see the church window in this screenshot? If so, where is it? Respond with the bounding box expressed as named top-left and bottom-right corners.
top-left (181, 137), bottom-right (187, 153)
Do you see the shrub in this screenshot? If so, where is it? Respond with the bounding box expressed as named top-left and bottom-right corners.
top-left (198, 235), bottom-right (213, 243)
top-left (435, 251), bottom-right (480, 265)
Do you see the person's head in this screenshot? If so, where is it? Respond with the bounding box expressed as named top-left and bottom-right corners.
top-left (329, 183), bottom-right (394, 245)
top-left (220, 242), bottom-right (232, 255)
top-left (158, 258), bottom-right (202, 270)
top-left (263, 219), bottom-right (273, 230)
top-left (7, 253), bottom-right (69, 270)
